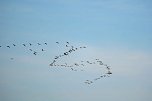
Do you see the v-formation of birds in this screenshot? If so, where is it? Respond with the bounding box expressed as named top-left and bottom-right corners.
top-left (0, 41), bottom-right (112, 85)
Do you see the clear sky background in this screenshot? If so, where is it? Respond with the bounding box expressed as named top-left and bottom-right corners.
top-left (0, 0), bottom-right (152, 101)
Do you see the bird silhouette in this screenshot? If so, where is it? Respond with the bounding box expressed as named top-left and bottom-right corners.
top-left (7, 46), bottom-right (10, 48)
top-left (106, 66), bottom-right (110, 70)
top-left (64, 52), bottom-right (68, 55)
top-left (29, 43), bottom-right (32, 46)
top-left (42, 49), bottom-right (45, 51)
top-left (29, 49), bottom-right (32, 51)
top-left (106, 71), bottom-right (112, 75)
top-left (56, 42), bottom-right (59, 44)
top-left (37, 43), bottom-right (41, 45)
top-left (33, 51), bottom-right (37, 55)
top-left (10, 58), bottom-right (14, 60)
top-left (22, 44), bottom-right (26, 47)
top-left (13, 44), bottom-right (16, 46)
top-left (44, 43), bottom-right (47, 45)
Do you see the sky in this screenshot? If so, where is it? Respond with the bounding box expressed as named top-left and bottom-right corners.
top-left (0, 0), bottom-right (152, 101)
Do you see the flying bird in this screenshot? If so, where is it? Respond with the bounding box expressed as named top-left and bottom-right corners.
top-left (29, 49), bottom-right (32, 51)
top-left (10, 58), bottom-right (14, 60)
top-left (37, 43), bottom-right (41, 45)
top-left (56, 42), bottom-right (59, 44)
top-left (13, 44), bottom-right (16, 46)
top-left (64, 52), bottom-right (68, 55)
top-left (22, 44), bottom-right (26, 47)
top-left (106, 66), bottom-right (111, 70)
top-left (29, 43), bottom-right (32, 46)
top-left (106, 71), bottom-right (112, 75)
top-left (7, 46), bottom-right (10, 48)
top-left (33, 51), bottom-right (37, 55)
top-left (44, 43), bottom-right (47, 45)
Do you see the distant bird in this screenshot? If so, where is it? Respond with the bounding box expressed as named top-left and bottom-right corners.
top-left (44, 43), bottom-right (47, 45)
top-left (7, 46), bottom-right (10, 48)
top-left (106, 66), bottom-right (110, 70)
top-left (71, 48), bottom-right (75, 51)
top-left (29, 49), bottom-right (32, 51)
top-left (97, 61), bottom-right (103, 65)
top-left (68, 49), bottom-right (72, 53)
top-left (66, 42), bottom-right (69, 44)
top-left (81, 64), bottom-right (85, 66)
top-left (87, 61), bottom-right (90, 63)
top-left (42, 49), bottom-right (45, 51)
top-left (0, 46), bottom-right (1, 47)
top-left (33, 51), bottom-right (37, 55)
top-left (29, 43), bottom-right (32, 46)
top-left (106, 71), bottom-right (112, 75)
top-left (54, 56), bottom-right (59, 59)
top-left (49, 63), bottom-right (54, 66)
top-left (56, 42), bottom-right (59, 44)
top-left (66, 45), bottom-right (68, 47)
top-left (37, 43), bottom-right (41, 45)
top-left (83, 46), bottom-right (86, 48)
top-left (94, 78), bottom-right (100, 80)
top-left (103, 64), bottom-right (108, 66)
top-left (13, 44), bottom-right (16, 46)
top-left (74, 63), bottom-right (79, 66)
top-left (71, 68), bottom-right (74, 71)
top-left (64, 52), bottom-right (68, 55)
top-left (10, 58), bottom-right (14, 60)
top-left (22, 44), bottom-right (26, 47)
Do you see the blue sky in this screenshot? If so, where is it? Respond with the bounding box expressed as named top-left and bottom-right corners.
top-left (0, 0), bottom-right (152, 101)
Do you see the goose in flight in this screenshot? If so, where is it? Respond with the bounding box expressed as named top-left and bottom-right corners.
top-left (22, 44), bottom-right (26, 47)
top-left (7, 46), bottom-right (10, 48)
top-left (106, 66), bottom-right (111, 70)
top-left (29, 43), bottom-right (32, 46)
top-left (13, 44), bottom-right (16, 46)
top-left (10, 58), bottom-right (14, 60)
top-left (29, 49), bottom-right (32, 51)
top-left (64, 52), bottom-right (68, 55)
top-left (33, 51), bottom-right (37, 55)
top-left (107, 71), bottom-right (112, 75)
top-left (37, 43), bottom-right (41, 45)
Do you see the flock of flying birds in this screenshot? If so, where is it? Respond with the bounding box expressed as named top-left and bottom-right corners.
top-left (0, 41), bottom-right (112, 85)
